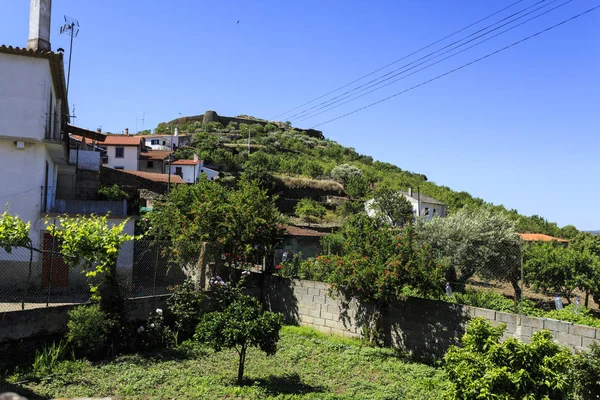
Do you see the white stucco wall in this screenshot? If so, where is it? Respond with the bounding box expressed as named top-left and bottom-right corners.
top-left (0, 141), bottom-right (58, 258)
top-left (365, 195), bottom-right (447, 223)
top-left (200, 166), bottom-right (219, 180)
top-left (0, 53), bottom-right (57, 142)
top-left (170, 164), bottom-right (200, 183)
top-left (104, 145), bottom-right (139, 170)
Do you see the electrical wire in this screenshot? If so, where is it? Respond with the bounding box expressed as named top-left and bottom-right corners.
top-left (294, 0), bottom-right (572, 123)
top-left (310, 4), bottom-right (600, 129)
top-left (269, 0), bottom-right (527, 120)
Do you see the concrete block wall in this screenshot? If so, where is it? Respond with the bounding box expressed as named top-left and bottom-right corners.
top-left (263, 276), bottom-right (600, 356)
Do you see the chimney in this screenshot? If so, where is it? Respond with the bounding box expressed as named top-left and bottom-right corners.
top-left (27, 0), bottom-right (52, 52)
top-left (408, 188), bottom-right (413, 197)
top-left (96, 128), bottom-right (101, 133)
top-left (193, 154), bottom-right (199, 162)
top-left (174, 127), bottom-right (179, 136)
top-left (124, 128), bottom-right (129, 135)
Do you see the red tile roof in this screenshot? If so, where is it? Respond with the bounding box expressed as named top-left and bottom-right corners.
top-left (519, 233), bottom-right (569, 243)
top-left (120, 170), bottom-right (185, 184)
top-left (283, 225), bottom-right (327, 237)
top-left (101, 135), bottom-right (143, 146)
top-left (140, 150), bottom-right (172, 160)
top-left (172, 159), bottom-right (201, 165)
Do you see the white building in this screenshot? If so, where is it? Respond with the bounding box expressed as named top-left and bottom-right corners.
top-left (140, 128), bottom-right (189, 151)
top-left (365, 188), bottom-right (446, 224)
top-left (100, 134), bottom-right (144, 170)
top-left (169, 156), bottom-right (219, 183)
top-left (0, 0), bottom-right (69, 252)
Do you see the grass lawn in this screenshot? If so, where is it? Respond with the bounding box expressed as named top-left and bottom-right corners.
top-left (2, 326), bottom-right (449, 399)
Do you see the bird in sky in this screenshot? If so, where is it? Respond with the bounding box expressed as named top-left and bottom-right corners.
top-left (237, 20), bottom-right (240, 24)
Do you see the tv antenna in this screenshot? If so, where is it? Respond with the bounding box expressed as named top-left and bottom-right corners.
top-left (59, 15), bottom-right (80, 106)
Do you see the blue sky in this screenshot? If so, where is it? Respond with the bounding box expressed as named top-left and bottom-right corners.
top-left (1, 1), bottom-right (598, 230)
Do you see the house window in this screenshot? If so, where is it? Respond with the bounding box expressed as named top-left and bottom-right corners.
top-left (433, 208), bottom-right (437, 216)
top-left (115, 147), bottom-right (124, 158)
top-left (114, 166), bottom-right (124, 170)
top-left (151, 139), bottom-right (159, 145)
top-left (147, 161), bottom-right (154, 168)
top-left (424, 207), bottom-right (430, 216)
top-left (175, 167), bottom-right (183, 177)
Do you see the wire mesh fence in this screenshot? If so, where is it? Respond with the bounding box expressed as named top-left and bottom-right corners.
top-left (0, 239), bottom-right (191, 313)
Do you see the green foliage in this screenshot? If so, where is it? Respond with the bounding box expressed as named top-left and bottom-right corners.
top-left (167, 280), bottom-right (207, 340)
top-left (573, 344), bottom-right (600, 399)
top-left (330, 164), bottom-right (363, 185)
top-left (136, 308), bottom-right (174, 350)
top-left (66, 304), bottom-right (110, 359)
top-left (146, 178), bottom-right (283, 266)
top-left (544, 305), bottom-right (600, 328)
top-left (302, 161), bottom-right (324, 179)
top-left (321, 232), bottom-right (344, 256)
top-left (195, 286), bottom-right (283, 384)
top-left (98, 184), bottom-right (129, 201)
top-left (450, 289), bottom-right (541, 317)
top-left (444, 317), bottom-right (574, 399)
top-left (32, 340), bottom-right (71, 377)
top-left (294, 198), bottom-right (326, 224)
top-left (47, 215), bottom-right (133, 302)
top-left (344, 174), bottom-right (369, 200)
top-left (0, 209), bottom-right (31, 251)
top-left (370, 186), bottom-right (414, 227)
top-left (523, 242), bottom-right (595, 301)
top-left (418, 207), bottom-right (521, 293)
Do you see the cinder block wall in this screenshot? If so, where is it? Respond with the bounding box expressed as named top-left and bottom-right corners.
top-left (263, 276), bottom-right (600, 356)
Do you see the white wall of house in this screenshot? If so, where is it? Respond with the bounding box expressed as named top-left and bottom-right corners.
top-left (0, 138), bottom-right (59, 254)
top-left (169, 164), bottom-right (201, 183)
top-left (365, 195), bottom-right (446, 224)
top-left (0, 53), bottom-right (61, 142)
top-left (104, 145), bottom-right (139, 170)
top-left (200, 166), bottom-right (219, 180)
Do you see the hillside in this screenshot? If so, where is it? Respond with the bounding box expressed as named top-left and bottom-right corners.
top-left (157, 110), bottom-right (576, 238)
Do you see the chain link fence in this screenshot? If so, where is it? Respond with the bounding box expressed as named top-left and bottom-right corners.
top-left (0, 239), bottom-right (191, 313)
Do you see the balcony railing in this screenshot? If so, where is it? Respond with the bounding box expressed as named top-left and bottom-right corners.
top-left (50, 199), bottom-right (127, 216)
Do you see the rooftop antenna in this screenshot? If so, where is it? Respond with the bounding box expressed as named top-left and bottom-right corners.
top-left (59, 15), bottom-right (80, 105)
top-left (71, 104), bottom-right (76, 125)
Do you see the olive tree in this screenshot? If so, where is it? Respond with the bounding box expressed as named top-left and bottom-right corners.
top-left (417, 208), bottom-right (522, 301)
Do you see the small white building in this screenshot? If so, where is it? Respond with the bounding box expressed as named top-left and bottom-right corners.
top-left (365, 188), bottom-right (446, 224)
top-left (100, 134), bottom-right (144, 170)
top-left (169, 156), bottom-right (219, 183)
top-left (140, 128), bottom-right (189, 151)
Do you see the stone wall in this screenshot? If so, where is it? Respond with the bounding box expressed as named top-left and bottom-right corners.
top-left (263, 276), bottom-right (600, 357)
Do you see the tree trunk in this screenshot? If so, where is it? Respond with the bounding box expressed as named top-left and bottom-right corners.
top-left (585, 291), bottom-right (590, 307)
top-left (237, 346), bottom-right (247, 384)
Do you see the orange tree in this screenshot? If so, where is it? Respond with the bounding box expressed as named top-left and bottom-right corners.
top-left (320, 214), bottom-right (444, 343)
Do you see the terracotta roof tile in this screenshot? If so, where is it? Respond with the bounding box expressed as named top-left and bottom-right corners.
top-left (120, 170), bottom-right (185, 184)
top-left (101, 135), bottom-right (143, 146)
top-left (519, 233), bottom-right (569, 243)
top-left (172, 159), bottom-right (202, 165)
top-left (140, 150), bottom-right (172, 160)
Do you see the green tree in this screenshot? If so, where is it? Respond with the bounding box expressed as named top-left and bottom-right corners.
top-left (445, 317), bottom-right (573, 400)
top-left (295, 198), bottom-right (326, 225)
top-left (322, 214), bottom-right (443, 343)
top-left (523, 241), bottom-right (594, 303)
top-left (417, 208), bottom-right (522, 301)
top-left (146, 178), bottom-right (283, 266)
top-left (195, 277), bottom-right (283, 384)
top-left (303, 161), bottom-right (324, 179)
top-left (330, 164), bottom-right (363, 185)
top-left (47, 215), bottom-right (133, 312)
top-left (370, 186), bottom-right (414, 226)
top-left (345, 175), bottom-right (369, 200)
top-left (98, 184), bottom-right (129, 201)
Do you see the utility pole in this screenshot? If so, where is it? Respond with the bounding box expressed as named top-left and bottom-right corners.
top-left (167, 125), bottom-right (173, 193)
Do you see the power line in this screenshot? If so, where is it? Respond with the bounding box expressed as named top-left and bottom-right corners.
top-left (310, 4), bottom-right (600, 129)
top-left (269, 0), bottom-right (527, 120)
top-left (288, 0), bottom-right (555, 122)
top-left (294, 0), bottom-right (572, 123)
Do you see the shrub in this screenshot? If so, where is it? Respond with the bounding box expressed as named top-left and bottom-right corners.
top-left (573, 343), bottom-right (600, 399)
top-left (544, 304), bottom-right (600, 328)
top-left (444, 317), bottom-right (574, 399)
top-left (66, 304), bottom-right (110, 359)
top-left (98, 184), bottom-right (129, 201)
top-left (294, 198), bottom-right (326, 225)
top-left (32, 340), bottom-right (71, 377)
top-left (167, 280), bottom-right (207, 341)
top-left (135, 308), bottom-right (174, 350)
